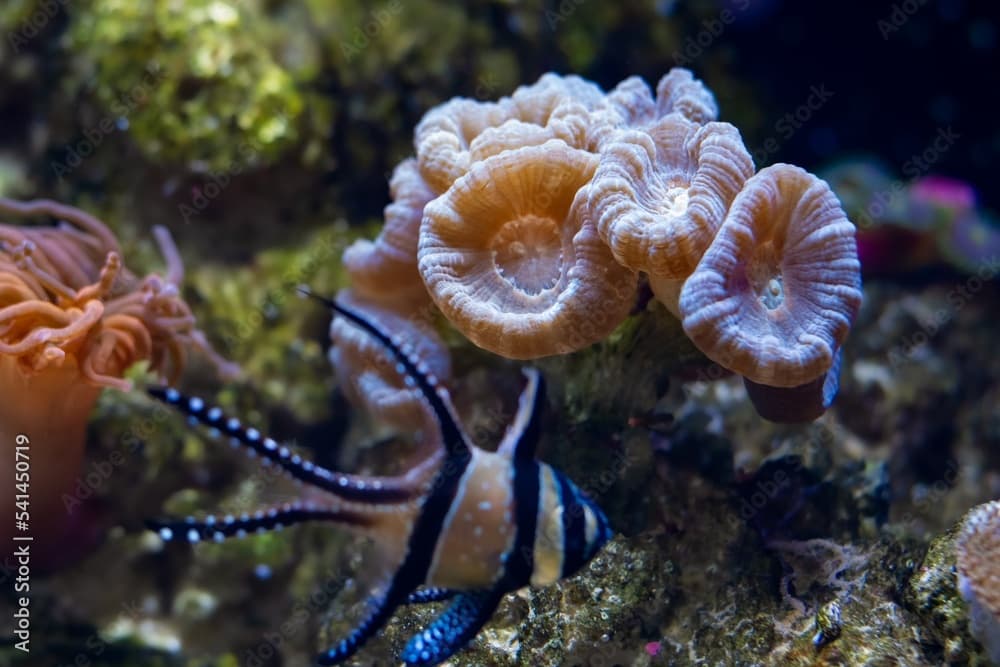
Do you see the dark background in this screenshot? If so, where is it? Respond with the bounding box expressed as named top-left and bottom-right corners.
top-left (641, 0), bottom-right (997, 208)
top-left (0, 0), bottom-right (995, 216)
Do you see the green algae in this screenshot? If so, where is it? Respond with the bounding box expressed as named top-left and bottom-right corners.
top-left (0, 0), bottom-right (37, 28)
top-left (67, 0), bottom-right (307, 173)
top-left (539, 298), bottom-right (703, 431)
top-left (0, 152), bottom-right (31, 197)
top-left (903, 520), bottom-right (991, 664)
top-left (184, 221), bottom-right (355, 424)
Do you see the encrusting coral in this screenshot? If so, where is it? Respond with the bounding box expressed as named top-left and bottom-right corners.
top-left (955, 500), bottom-right (1000, 663)
top-left (0, 197), bottom-right (234, 563)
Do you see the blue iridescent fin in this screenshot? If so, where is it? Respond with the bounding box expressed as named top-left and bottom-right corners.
top-left (298, 288), bottom-right (471, 458)
top-left (405, 587), bottom-right (457, 605)
top-left (148, 386), bottom-right (418, 503)
top-left (147, 502), bottom-right (372, 544)
top-left (497, 367), bottom-right (546, 461)
top-left (401, 590), bottom-right (503, 666)
top-left (316, 586), bottom-right (408, 666)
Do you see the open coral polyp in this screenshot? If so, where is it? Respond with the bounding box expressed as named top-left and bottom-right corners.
top-left (419, 140), bottom-right (637, 359)
top-left (679, 164), bottom-right (862, 388)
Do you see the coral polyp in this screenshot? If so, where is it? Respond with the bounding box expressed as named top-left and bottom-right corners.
top-left (679, 164), bottom-right (862, 389)
top-left (419, 139), bottom-right (637, 359)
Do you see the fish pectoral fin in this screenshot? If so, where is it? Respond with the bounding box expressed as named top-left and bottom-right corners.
top-left (316, 588), bottom-right (404, 666)
top-left (401, 589), bottom-right (504, 666)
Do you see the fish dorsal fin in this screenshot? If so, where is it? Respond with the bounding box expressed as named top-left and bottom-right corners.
top-left (497, 367), bottom-right (546, 461)
top-left (301, 288), bottom-right (471, 461)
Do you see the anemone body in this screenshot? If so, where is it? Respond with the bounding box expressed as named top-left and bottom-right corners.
top-left (1, 197), bottom-right (233, 566)
top-left (1, 356), bottom-right (101, 551)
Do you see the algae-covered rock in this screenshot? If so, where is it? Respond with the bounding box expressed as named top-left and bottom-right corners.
top-left (185, 221), bottom-right (354, 424)
top-left (67, 0), bottom-right (308, 172)
top-left (315, 534), bottom-right (676, 667)
top-left (904, 516), bottom-right (995, 665)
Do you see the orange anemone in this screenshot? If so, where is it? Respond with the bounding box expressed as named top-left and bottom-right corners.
top-left (0, 198), bottom-right (235, 563)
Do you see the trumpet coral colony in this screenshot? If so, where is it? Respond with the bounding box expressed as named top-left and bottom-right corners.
top-left (344, 66), bottom-right (862, 423)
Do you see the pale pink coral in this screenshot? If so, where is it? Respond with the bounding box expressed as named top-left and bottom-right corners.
top-left (956, 500), bottom-right (1000, 663)
top-left (341, 158), bottom-right (435, 309)
top-left (679, 164), bottom-right (862, 387)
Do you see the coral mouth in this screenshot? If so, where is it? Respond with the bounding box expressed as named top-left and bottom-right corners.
top-left (491, 216), bottom-right (564, 296)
